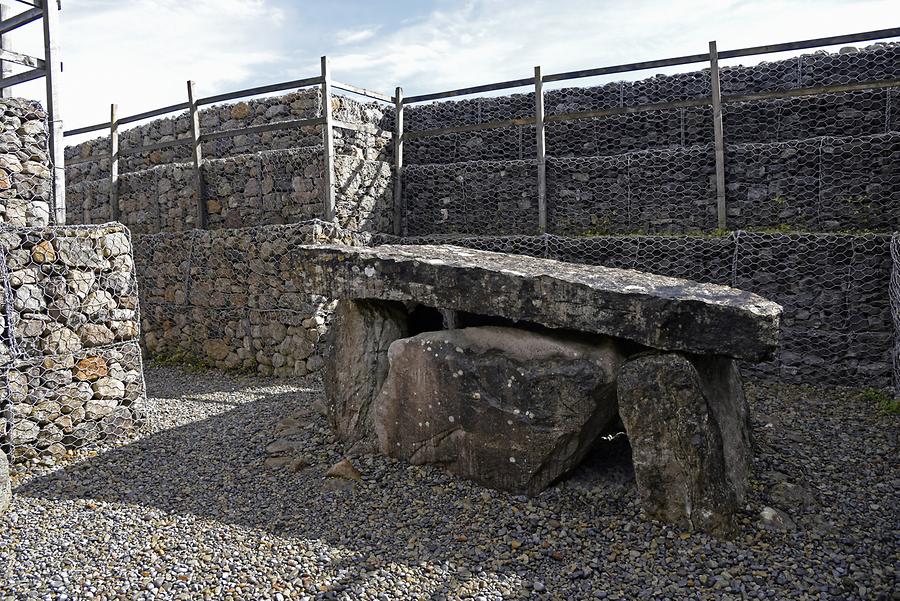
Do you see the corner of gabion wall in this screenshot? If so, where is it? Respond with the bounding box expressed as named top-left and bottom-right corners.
top-left (0, 97), bottom-right (53, 228)
top-left (0, 223), bottom-right (147, 463)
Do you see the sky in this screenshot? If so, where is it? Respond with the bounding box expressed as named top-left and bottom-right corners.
top-left (3, 0), bottom-right (899, 141)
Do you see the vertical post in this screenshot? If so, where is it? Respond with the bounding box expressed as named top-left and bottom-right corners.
top-left (320, 56), bottom-right (336, 222)
top-left (109, 103), bottom-right (120, 222)
top-left (0, 4), bottom-right (12, 99)
top-left (392, 86), bottom-right (403, 236)
top-left (187, 80), bottom-right (206, 228)
top-left (709, 40), bottom-right (727, 230)
top-left (43, 0), bottom-right (65, 224)
top-left (534, 65), bottom-right (547, 234)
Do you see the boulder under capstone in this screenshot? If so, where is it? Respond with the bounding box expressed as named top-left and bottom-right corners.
top-left (616, 352), bottom-right (752, 536)
top-left (374, 326), bottom-right (627, 495)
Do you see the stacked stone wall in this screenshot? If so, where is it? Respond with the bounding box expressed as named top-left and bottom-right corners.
top-left (1, 224), bottom-right (146, 462)
top-left (0, 98), bottom-right (53, 228)
top-left (133, 220), bottom-right (369, 377)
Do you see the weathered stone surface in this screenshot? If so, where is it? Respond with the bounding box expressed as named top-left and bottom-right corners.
top-left (297, 244), bottom-right (782, 361)
top-left (324, 299), bottom-right (408, 453)
top-left (616, 352), bottom-right (751, 535)
top-left (0, 452), bottom-right (9, 515)
top-left (376, 326), bottom-right (626, 495)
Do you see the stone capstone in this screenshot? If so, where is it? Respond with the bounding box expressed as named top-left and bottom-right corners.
top-left (324, 299), bottom-right (408, 454)
top-left (616, 352), bottom-right (752, 536)
top-left (375, 326), bottom-right (627, 496)
top-left (296, 244), bottom-right (782, 361)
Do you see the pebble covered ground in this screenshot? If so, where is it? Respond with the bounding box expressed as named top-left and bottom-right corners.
top-left (1, 363), bottom-right (897, 600)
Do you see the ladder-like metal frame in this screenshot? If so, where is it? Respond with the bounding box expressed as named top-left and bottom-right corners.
top-left (0, 0), bottom-right (65, 224)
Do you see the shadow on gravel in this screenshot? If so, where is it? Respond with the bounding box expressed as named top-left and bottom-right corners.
top-left (14, 372), bottom-right (635, 568)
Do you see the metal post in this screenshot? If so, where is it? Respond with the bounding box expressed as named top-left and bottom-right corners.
top-left (109, 103), bottom-right (119, 222)
top-left (320, 55), bottom-right (336, 222)
top-left (392, 86), bottom-right (403, 236)
top-left (709, 40), bottom-right (727, 230)
top-left (534, 65), bottom-right (547, 234)
top-left (0, 4), bottom-right (11, 99)
top-left (43, 0), bottom-right (65, 224)
top-left (186, 80), bottom-right (206, 228)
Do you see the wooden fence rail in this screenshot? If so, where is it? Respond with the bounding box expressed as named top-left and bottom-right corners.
top-left (62, 26), bottom-right (900, 232)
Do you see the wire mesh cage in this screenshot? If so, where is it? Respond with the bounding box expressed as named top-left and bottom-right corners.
top-left (0, 223), bottom-right (147, 462)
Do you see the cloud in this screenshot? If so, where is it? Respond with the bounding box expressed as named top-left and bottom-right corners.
top-left (336, 27), bottom-right (379, 46)
top-left (8, 0), bottom-right (289, 138)
top-left (326, 0), bottom-right (900, 98)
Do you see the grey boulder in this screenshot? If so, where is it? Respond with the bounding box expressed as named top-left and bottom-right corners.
top-left (375, 326), bottom-right (627, 495)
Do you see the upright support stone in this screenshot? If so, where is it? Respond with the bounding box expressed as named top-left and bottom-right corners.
top-left (616, 352), bottom-right (751, 535)
top-left (392, 86), bottom-right (404, 236)
top-left (534, 65), bottom-right (547, 234)
top-left (709, 40), bottom-right (727, 230)
top-left (324, 300), bottom-right (408, 454)
top-left (186, 80), bottom-right (206, 229)
top-left (320, 56), bottom-right (336, 222)
top-left (0, 4), bottom-right (11, 100)
top-left (109, 103), bottom-right (120, 222)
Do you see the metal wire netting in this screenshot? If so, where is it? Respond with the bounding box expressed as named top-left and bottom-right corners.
top-left (374, 231), bottom-right (895, 391)
top-left (0, 224), bottom-right (147, 463)
top-left (891, 234), bottom-right (900, 396)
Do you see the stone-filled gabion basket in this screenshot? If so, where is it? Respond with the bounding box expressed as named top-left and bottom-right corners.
top-left (0, 223), bottom-right (146, 463)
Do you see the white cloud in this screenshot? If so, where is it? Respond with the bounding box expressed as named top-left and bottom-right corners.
top-left (6, 0), bottom-right (288, 138)
top-left (336, 27), bottom-right (378, 46)
top-left (327, 0), bottom-right (900, 98)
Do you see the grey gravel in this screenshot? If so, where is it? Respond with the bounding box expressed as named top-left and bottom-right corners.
top-left (1, 364), bottom-right (897, 600)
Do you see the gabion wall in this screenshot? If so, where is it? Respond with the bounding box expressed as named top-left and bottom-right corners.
top-left (133, 220), bottom-right (369, 377)
top-left (1, 224), bottom-right (146, 462)
top-left (376, 231), bottom-right (894, 391)
top-left (403, 43), bottom-right (900, 163)
top-left (404, 133), bottom-right (900, 236)
top-left (1, 98), bottom-right (53, 228)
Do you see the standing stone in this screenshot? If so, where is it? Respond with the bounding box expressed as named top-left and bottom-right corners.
top-left (375, 326), bottom-right (627, 495)
top-left (616, 352), bottom-right (751, 536)
top-left (324, 299), bottom-right (408, 454)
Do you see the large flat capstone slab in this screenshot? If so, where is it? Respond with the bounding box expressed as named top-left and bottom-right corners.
top-left (296, 244), bottom-right (782, 361)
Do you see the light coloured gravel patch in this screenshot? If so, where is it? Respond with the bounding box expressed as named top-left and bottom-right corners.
top-left (1, 364), bottom-right (897, 600)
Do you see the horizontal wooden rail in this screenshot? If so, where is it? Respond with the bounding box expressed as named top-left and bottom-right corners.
top-left (718, 27), bottom-right (900, 60)
top-left (0, 7), bottom-right (42, 35)
top-left (405, 27), bottom-right (900, 103)
top-left (404, 76), bottom-right (900, 140)
top-left (0, 47), bottom-right (43, 68)
top-left (404, 116), bottom-right (536, 140)
top-left (199, 116), bottom-right (325, 142)
top-left (405, 76), bottom-right (536, 103)
top-left (197, 76), bottom-right (323, 106)
top-left (0, 66), bottom-right (44, 89)
top-left (119, 137), bottom-right (192, 157)
top-left (332, 80), bottom-right (393, 103)
top-left (63, 155), bottom-right (98, 167)
top-left (64, 101), bottom-right (191, 136)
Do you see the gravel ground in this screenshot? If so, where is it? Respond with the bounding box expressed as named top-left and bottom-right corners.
top-left (1, 363), bottom-right (897, 600)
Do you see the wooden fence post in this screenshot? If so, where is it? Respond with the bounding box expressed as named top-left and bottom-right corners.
top-left (109, 103), bottom-right (120, 222)
top-left (187, 80), bottom-right (206, 228)
top-left (709, 40), bottom-right (727, 230)
top-left (320, 56), bottom-right (336, 222)
top-left (43, 0), bottom-right (65, 224)
top-left (393, 86), bottom-right (404, 236)
top-left (0, 4), bottom-right (11, 99)
top-left (534, 65), bottom-right (547, 234)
